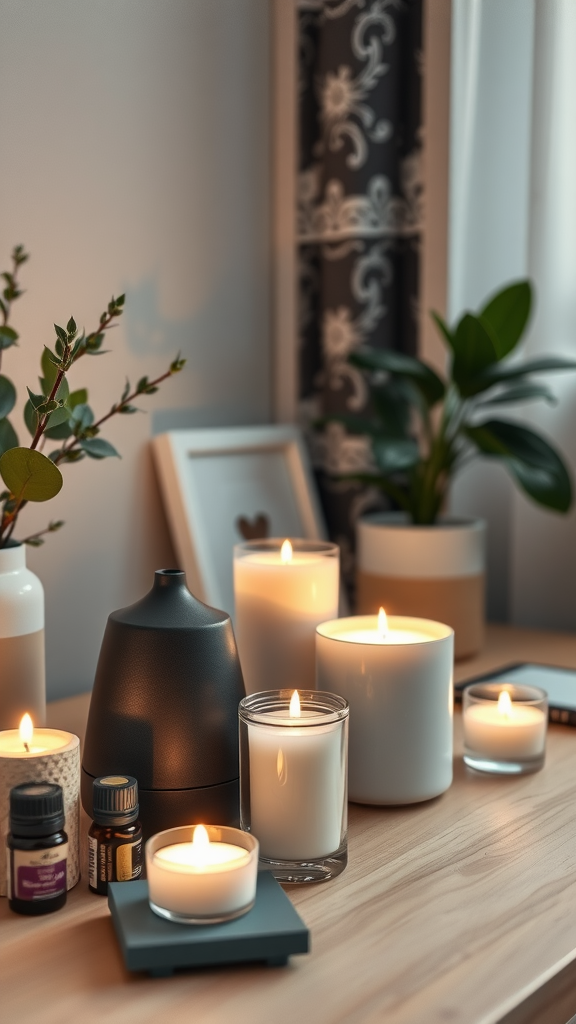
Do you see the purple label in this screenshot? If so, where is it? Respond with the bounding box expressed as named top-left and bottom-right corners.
top-left (16, 859), bottom-right (67, 900)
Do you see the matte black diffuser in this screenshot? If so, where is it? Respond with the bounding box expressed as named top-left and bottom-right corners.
top-left (81, 570), bottom-right (245, 837)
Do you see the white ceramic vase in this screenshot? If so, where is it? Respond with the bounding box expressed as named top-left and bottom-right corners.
top-left (0, 542), bottom-right (46, 730)
top-left (356, 513), bottom-right (486, 659)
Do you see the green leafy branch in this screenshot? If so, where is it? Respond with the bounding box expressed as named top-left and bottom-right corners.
top-left (328, 281), bottom-right (576, 524)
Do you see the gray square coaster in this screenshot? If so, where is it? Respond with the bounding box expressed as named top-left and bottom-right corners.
top-left (108, 872), bottom-right (310, 976)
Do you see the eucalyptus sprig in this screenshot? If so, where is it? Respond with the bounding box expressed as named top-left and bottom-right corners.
top-left (0, 246), bottom-right (186, 547)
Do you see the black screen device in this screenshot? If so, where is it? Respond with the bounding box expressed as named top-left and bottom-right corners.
top-left (454, 662), bottom-right (576, 726)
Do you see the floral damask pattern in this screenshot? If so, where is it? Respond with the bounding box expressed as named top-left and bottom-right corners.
top-left (297, 0), bottom-right (423, 596)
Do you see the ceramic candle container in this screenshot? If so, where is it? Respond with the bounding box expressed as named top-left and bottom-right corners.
top-left (233, 539), bottom-right (339, 694)
top-left (463, 683), bottom-right (548, 774)
top-left (146, 824), bottom-right (259, 924)
top-left (239, 689), bottom-right (348, 883)
top-left (316, 613), bottom-right (454, 804)
top-left (0, 715), bottom-right (80, 895)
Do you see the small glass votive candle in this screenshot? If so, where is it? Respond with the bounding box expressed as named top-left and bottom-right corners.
top-left (239, 689), bottom-right (348, 883)
top-left (146, 824), bottom-right (259, 924)
top-left (463, 683), bottom-right (548, 775)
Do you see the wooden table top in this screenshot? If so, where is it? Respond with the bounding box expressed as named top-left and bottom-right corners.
top-left (2, 623), bottom-right (576, 1024)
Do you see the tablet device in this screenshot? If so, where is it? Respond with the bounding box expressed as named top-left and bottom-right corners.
top-left (454, 662), bottom-right (576, 726)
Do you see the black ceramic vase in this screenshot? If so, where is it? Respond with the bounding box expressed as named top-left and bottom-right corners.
top-left (81, 569), bottom-right (245, 838)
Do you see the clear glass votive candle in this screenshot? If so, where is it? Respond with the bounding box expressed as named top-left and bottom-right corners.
top-left (146, 824), bottom-right (259, 924)
top-left (233, 539), bottom-right (340, 694)
top-left (463, 683), bottom-right (548, 775)
top-left (239, 689), bottom-right (348, 883)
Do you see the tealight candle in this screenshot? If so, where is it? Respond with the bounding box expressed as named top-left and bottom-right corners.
top-left (0, 714), bottom-right (80, 895)
top-left (463, 683), bottom-right (548, 774)
top-left (316, 611), bottom-right (454, 804)
top-left (239, 689), bottom-right (348, 883)
top-left (234, 539), bottom-right (339, 694)
top-left (146, 824), bottom-right (259, 923)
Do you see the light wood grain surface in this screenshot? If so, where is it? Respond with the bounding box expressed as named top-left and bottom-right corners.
top-left (2, 623), bottom-right (576, 1024)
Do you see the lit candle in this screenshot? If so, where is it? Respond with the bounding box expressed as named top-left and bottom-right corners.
top-left (146, 824), bottom-right (259, 923)
top-left (463, 684), bottom-right (547, 772)
top-left (233, 538), bottom-right (339, 694)
top-left (316, 612), bottom-right (454, 805)
top-left (0, 714), bottom-right (80, 896)
top-left (239, 689), bottom-right (348, 879)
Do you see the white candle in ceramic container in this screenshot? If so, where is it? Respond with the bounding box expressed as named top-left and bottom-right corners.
top-left (247, 690), bottom-right (344, 861)
top-left (234, 539), bottom-right (339, 694)
top-left (316, 612), bottom-right (454, 805)
top-left (464, 690), bottom-right (547, 759)
top-left (147, 824), bottom-right (258, 922)
top-left (0, 715), bottom-right (81, 896)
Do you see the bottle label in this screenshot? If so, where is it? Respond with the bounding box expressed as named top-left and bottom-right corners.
top-left (116, 838), bottom-right (142, 881)
top-left (10, 844), bottom-right (68, 901)
top-left (88, 835), bottom-right (98, 889)
top-left (88, 834), bottom-right (142, 893)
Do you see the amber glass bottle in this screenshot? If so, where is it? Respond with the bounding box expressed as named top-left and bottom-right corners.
top-left (88, 775), bottom-right (142, 895)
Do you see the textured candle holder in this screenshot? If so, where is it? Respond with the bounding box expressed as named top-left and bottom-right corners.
top-left (0, 730), bottom-right (80, 896)
top-left (108, 873), bottom-right (310, 976)
top-left (463, 682), bottom-right (548, 775)
top-left (81, 569), bottom-right (245, 838)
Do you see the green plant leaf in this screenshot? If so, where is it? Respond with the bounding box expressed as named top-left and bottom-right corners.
top-left (477, 382), bottom-right (556, 407)
top-left (0, 325), bottom-right (18, 350)
top-left (23, 399), bottom-right (37, 436)
top-left (475, 355), bottom-right (576, 392)
top-left (54, 324), bottom-right (68, 344)
top-left (430, 311), bottom-right (455, 351)
top-left (44, 419), bottom-right (73, 440)
top-left (0, 447), bottom-right (63, 502)
top-left (0, 376), bottom-right (16, 419)
top-left (79, 437), bottom-right (120, 459)
top-left (67, 388), bottom-right (88, 409)
top-left (465, 419), bottom-right (572, 512)
top-left (479, 281), bottom-right (532, 359)
top-left (27, 387), bottom-right (46, 410)
top-left (372, 437), bottom-right (420, 475)
top-left (69, 403), bottom-right (94, 434)
top-left (0, 418), bottom-right (18, 457)
top-left (451, 314), bottom-right (499, 394)
top-left (350, 348), bottom-right (445, 407)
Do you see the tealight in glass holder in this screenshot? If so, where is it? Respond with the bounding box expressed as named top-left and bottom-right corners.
top-left (239, 689), bottom-right (348, 883)
top-left (462, 683), bottom-right (548, 775)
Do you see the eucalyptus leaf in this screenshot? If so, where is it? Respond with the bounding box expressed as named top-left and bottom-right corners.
top-left (79, 437), bottom-right (120, 459)
top-left (0, 447), bottom-right (63, 502)
top-left (23, 399), bottom-right (37, 436)
top-left (67, 389), bottom-right (88, 410)
top-left (0, 376), bottom-right (16, 419)
top-left (0, 326), bottom-right (18, 350)
top-left (0, 418), bottom-right (18, 457)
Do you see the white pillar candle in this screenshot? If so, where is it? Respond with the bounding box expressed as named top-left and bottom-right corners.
top-left (234, 539), bottom-right (339, 694)
top-left (316, 612), bottom-right (454, 804)
top-left (463, 688), bottom-right (547, 761)
top-left (239, 690), bottom-right (348, 867)
top-left (0, 715), bottom-right (80, 895)
top-left (146, 824), bottom-right (258, 923)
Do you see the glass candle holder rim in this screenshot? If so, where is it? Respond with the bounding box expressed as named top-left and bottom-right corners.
top-left (316, 615), bottom-right (454, 645)
top-left (463, 682), bottom-right (548, 707)
top-left (146, 824), bottom-right (259, 865)
top-left (234, 538), bottom-right (339, 556)
top-left (239, 689), bottom-right (349, 727)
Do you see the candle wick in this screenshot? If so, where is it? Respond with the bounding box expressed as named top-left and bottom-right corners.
top-left (23, 742), bottom-right (30, 753)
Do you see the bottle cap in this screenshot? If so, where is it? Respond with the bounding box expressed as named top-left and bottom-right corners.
top-left (92, 775), bottom-right (139, 826)
top-left (9, 782), bottom-right (65, 837)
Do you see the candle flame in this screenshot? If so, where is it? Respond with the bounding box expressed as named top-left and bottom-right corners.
top-left (289, 690), bottom-right (301, 718)
top-left (378, 607), bottom-right (388, 638)
top-left (498, 690), bottom-right (513, 717)
top-left (281, 539), bottom-right (293, 563)
top-left (191, 824), bottom-right (210, 866)
top-left (19, 713), bottom-right (33, 752)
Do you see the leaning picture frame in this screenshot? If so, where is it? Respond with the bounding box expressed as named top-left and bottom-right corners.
top-left (152, 425), bottom-right (328, 618)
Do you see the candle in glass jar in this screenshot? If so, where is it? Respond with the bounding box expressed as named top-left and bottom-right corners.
top-left (234, 539), bottom-right (339, 694)
top-left (464, 689), bottom-right (547, 759)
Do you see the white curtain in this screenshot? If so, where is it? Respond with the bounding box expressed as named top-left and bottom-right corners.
top-left (448, 0), bottom-right (576, 630)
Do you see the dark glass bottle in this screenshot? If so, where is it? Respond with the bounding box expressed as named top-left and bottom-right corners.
top-left (88, 775), bottom-right (143, 895)
top-left (8, 782), bottom-right (68, 915)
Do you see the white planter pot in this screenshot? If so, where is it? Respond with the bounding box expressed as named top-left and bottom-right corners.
top-left (356, 513), bottom-right (486, 659)
top-left (0, 542), bottom-right (46, 730)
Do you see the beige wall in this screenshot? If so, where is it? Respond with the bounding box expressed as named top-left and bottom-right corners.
top-left (0, 0), bottom-right (271, 698)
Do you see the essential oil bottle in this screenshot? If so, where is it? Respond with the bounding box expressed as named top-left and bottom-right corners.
top-left (88, 775), bottom-right (143, 895)
top-left (8, 782), bottom-right (68, 915)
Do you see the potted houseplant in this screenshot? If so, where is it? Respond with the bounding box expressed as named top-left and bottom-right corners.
top-left (335, 281), bottom-right (576, 657)
top-left (0, 246), bottom-right (185, 727)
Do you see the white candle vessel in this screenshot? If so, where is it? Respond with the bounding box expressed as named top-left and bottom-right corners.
top-left (0, 714), bottom-right (80, 895)
top-left (239, 689), bottom-right (348, 883)
top-left (233, 539), bottom-right (339, 694)
top-left (146, 824), bottom-right (259, 924)
top-left (316, 611), bottom-right (454, 804)
top-left (463, 683), bottom-right (547, 774)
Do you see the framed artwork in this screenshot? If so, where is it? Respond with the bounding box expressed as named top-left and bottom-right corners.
top-left (152, 425), bottom-right (328, 618)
